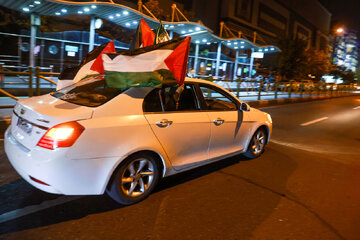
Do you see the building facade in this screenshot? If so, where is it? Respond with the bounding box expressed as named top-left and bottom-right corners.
top-left (175, 0), bottom-right (331, 51)
top-left (331, 30), bottom-right (359, 72)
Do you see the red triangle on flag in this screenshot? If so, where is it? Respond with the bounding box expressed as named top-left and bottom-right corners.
top-left (90, 41), bottom-right (116, 74)
top-left (140, 19), bottom-right (155, 48)
top-left (164, 36), bottom-right (191, 86)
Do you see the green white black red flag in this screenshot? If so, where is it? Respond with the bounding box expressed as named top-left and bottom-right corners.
top-left (72, 41), bottom-right (115, 82)
top-left (103, 36), bottom-right (191, 89)
top-left (130, 19), bottom-right (155, 50)
top-left (57, 41), bottom-right (115, 90)
top-left (154, 21), bottom-right (170, 44)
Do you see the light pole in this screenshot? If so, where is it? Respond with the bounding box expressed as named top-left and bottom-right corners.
top-left (29, 14), bottom-right (40, 68)
top-left (89, 17), bottom-right (103, 52)
top-left (215, 42), bottom-right (222, 79)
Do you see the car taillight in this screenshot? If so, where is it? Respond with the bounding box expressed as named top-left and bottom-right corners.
top-left (37, 121), bottom-right (85, 150)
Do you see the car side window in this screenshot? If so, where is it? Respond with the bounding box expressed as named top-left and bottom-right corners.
top-left (143, 89), bottom-right (163, 112)
top-left (199, 85), bottom-right (238, 111)
top-left (143, 84), bottom-right (199, 113)
top-left (162, 85), bottom-right (199, 111)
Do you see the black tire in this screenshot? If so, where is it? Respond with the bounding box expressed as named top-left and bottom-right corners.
top-left (106, 153), bottom-right (161, 205)
top-left (243, 128), bottom-right (267, 159)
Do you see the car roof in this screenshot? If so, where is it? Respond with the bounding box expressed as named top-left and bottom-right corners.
top-left (184, 77), bottom-right (215, 85)
top-left (184, 77), bottom-right (241, 103)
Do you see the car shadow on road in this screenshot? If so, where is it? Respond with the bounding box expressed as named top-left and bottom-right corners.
top-left (0, 146), bottom-right (297, 238)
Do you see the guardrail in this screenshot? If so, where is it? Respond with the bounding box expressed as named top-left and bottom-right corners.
top-left (212, 79), bottom-right (357, 101)
top-left (0, 69), bottom-right (357, 109)
top-left (0, 67), bottom-right (59, 108)
top-left (34, 67), bottom-right (58, 96)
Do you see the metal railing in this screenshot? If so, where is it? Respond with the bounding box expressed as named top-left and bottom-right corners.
top-left (0, 69), bottom-right (358, 109)
top-left (0, 67), bottom-right (59, 108)
top-left (212, 78), bottom-right (358, 101)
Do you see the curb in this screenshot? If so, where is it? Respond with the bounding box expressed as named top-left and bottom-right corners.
top-left (246, 93), bottom-right (360, 108)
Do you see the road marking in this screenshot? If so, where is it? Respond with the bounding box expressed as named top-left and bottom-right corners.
top-left (0, 196), bottom-right (81, 224)
top-left (270, 139), bottom-right (358, 155)
top-left (353, 106), bottom-right (360, 110)
top-left (270, 139), bottom-right (330, 153)
top-left (300, 117), bottom-right (328, 126)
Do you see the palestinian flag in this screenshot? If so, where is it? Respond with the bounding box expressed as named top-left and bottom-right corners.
top-left (57, 41), bottom-right (116, 90)
top-left (72, 41), bottom-right (116, 82)
top-left (154, 21), bottom-right (170, 44)
top-left (130, 19), bottom-right (155, 49)
top-left (90, 41), bottom-right (115, 74)
top-left (104, 36), bottom-right (191, 89)
top-left (56, 66), bottom-right (80, 90)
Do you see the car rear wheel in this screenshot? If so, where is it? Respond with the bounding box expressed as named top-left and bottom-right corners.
top-left (106, 153), bottom-right (160, 205)
top-left (243, 128), bottom-right (267, 159)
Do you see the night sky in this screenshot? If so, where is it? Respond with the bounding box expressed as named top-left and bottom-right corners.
top-left (319, 0), bottom-right (360, 33)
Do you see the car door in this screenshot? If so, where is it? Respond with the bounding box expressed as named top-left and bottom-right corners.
top-left (144, 84), bottom-right (211, 170)
top-left (197, 83), bottom-right (251, 159)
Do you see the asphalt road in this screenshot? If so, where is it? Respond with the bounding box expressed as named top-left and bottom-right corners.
top-left (0, 96), bottom-right (360, 240)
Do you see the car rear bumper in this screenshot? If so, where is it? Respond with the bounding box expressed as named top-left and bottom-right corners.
top-left (4, 127), bottom-right (119, 195)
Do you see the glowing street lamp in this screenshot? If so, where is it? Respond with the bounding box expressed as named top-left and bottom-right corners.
top-left (336, 27), bottom-right (344, 34)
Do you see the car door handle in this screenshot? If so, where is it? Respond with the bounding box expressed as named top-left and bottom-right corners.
top-left (213, 118), bottom-right (225, 126)
top-left (156, 119), bottom-right (173, 128)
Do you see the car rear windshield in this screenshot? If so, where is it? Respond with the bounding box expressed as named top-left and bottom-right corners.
top-left (51, 75), bottom-right (125, 107)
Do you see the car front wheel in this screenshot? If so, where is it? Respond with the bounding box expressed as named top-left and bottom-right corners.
top-left (243, 128), bottom-right (267, 159)
top-left (106, 153), bottom-right (160, 205)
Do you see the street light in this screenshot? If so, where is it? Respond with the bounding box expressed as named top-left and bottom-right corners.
top-left (336, 27), bottom-right (344, 34)
top-left (95, 18), bottom-right (103, 29)
top-left (89, 17), bottom-right (103, 51)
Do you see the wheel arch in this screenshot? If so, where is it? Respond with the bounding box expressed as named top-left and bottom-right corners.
top-left (243, 124), bottom-right (270, 157)
top-left (105, 149), bottom-right (166, 192)
top-left (247, 124), bottom-right (270, 150)
top-left (257, 124), bottom-right (270, 144)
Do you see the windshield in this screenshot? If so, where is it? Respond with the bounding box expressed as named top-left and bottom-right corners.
top-left (52, 75), bottom-right (125, 107)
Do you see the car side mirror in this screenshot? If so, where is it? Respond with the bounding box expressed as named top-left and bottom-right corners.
top-left (240, 102), bottom-right (250, 112)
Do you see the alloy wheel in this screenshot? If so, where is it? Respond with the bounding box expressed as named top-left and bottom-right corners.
top-left (251, 130), bottom-right (266, 155)
top-left (120, 158), bottom-right (155, 197)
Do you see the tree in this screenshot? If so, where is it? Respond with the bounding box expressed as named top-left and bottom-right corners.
top-left (144, 0), bottom-right (164, 19)
top-left (277, 38), bottom-right (307, 80)
top-left (0, 7), bottom-right (29, 32)
top-left (342, 69), bottom-right (355, 84)
top-left (329, 64), bottom-right (356, 84)
top-left (329, 64), bottom-right (344, 79)
top-left (356, 67), bottom-right (360, 84)
top-left (303, 49), bottom-right (330, 81)
top-left (143, 0), bottom-right (196, 22)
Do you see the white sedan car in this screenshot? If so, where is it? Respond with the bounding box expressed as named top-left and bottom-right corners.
top-left (5, 76), bottom-right (272, 205)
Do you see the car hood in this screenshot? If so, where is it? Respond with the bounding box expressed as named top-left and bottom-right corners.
top-left (249, 107), bottom-right (272, 124)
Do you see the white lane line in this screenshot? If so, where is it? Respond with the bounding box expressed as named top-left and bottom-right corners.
top-left (300, 117), bottom-right (328, 126)
top-left (0, 196), bottom-right (81, 224)
top-left (270, 139), bottom-right (332, 154)
top-left (353, 106), bottom-right (360, 110)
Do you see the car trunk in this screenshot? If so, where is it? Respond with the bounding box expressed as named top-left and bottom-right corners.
top-left (11, 95), bottom-right (93, 150)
